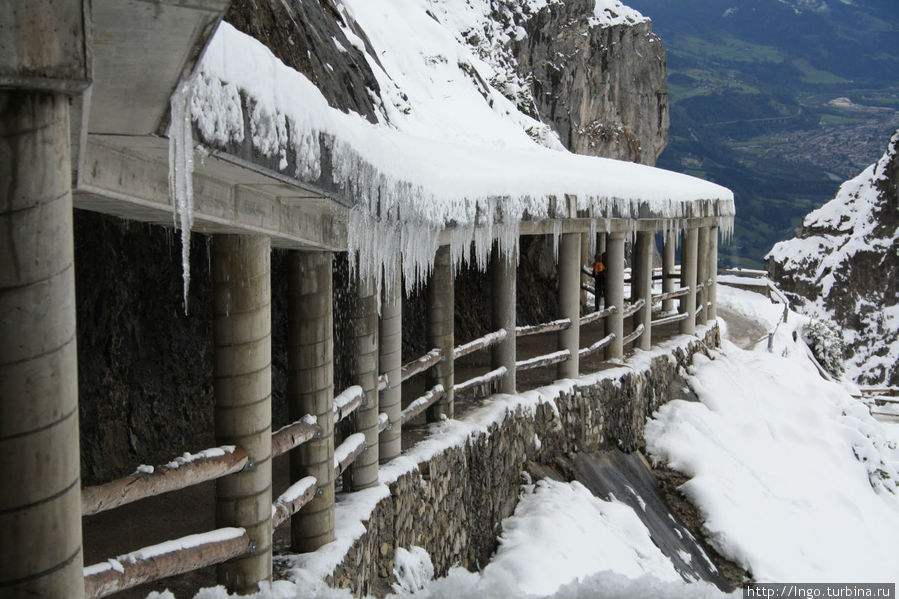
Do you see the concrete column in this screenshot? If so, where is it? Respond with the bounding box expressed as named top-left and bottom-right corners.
top-left (679, 228), bottom-right (698, 335)
top-left (630, 237), bottom-right (641, 304)
top-left (696, 227), bottom-right (710, 327)
top-left (346, 273), bottom-right (379, 490)
top-left (557, 232), bottom-right (580, 379)
top-left (662, 232), bottom-right (676, 313)
top-left (605, 232), bottom-right (625, 360)
top-left (378, 265), bottom-right (402, 463)
top-left (635, 231), bottom-right (654, 350)
top-left (708, 226), bottom-right (719, 322)
top-left (0, 91), bottom-right (84, 598)
top-left (213, 235), bottom-right (272, 593)
top-left (426, 245), bottom-right (454, 420)
top-left (491, 240), bottom-right (517, 394)
top-left (287, 250), bottom-right (335, 552)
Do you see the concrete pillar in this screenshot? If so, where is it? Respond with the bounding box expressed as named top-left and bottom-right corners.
top-left (708, 226), bottom-right (719, 322)
top-left (346, 274), bottom-right (379, 490)
top-left (378, 265), bottom-right (402, 463)
top-left (557, 232), bottom-right (580, 379)
top-left (635, 231), bottom-right (654, 350)
top-left (630, 237), bottom-right (640, 304)
top-left (662, 232), bottom-right (676, 313)
top-left (287, 250), bottom-right (335, 552)
top-left (426, 245), bottom-right (454, 420)
top-left (605, 232), bottom-right (625, 360)
top-left (0, 91), bottom-right (84, 598)
top-left (696, 227), bottom-right (710, 326)
top-left (491, 240), bottom-right (517, 394)
top-left (679, 228), bottom-right (698, 335)
top-left (213, 235), bottom-right (272, 593)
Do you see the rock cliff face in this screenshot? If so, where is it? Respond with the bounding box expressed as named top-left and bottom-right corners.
top-left (512, 0), bottom-right (668, 164)
top-left (766, 130), bottom-right (898, 386)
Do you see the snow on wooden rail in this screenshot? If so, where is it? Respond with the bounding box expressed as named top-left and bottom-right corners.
top-left (454, 329), bottom-right (508, 360)
top-left (622, 324), bottom-right (645, 346)
top-left (621, 299), bottom-right (645, 319)
top-left (334, 385), bottom-right (365, 423)
top-left (652, 311), bottom-right (690, 328)
top-left (81, 446), bottom-right (248, 516)
top-left (652, 286), bottom-right (689, 303)
top-left (83, 527), bottom-right (250, 598)
top-left (401, 348), bottom-right (443, 382)
top-left (516, 318), bottom-right (571, 337)
top-left (271, 414), bottom-right (318, 458)
top-left (516, 349), bottom-right (571, 371)
top-left (272, 476), bottom-right (317, 529)
top-left (378, 412), bottom-right (390, 433)
top-left (580, 305), bottom-right (616, 326)
top-left (401, 385), bottom-right (445, 425)
top-left (455, 367), bottom-right (507, 395)
top-left (578, 333), bottom-right (616, 358)
top-left (334, 433), bottom-right (367, 479)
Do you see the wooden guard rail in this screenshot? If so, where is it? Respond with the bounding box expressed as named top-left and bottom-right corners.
top-left (272, 476), bottom-right (318, 529)
top-left (272, 415), bottom-right (318, 458)
top-left (401, 384), bottom-right (445, 424)
top-left (580, 305), bottom-right (616, 326)
top-left (516, 318), bottom-right (571, 336)
top-left (401, 348), bottom-right (443, 382)
top-left (579, 333), bottom-right (615, 358)
top-left (84, 527), bottom-right (251, 599)
top-left (456, 367), bottom-right (507, 395)
top-left (516, 349), bottom-right (570, 371)
top-left (652, 311), bottom-right (690, 328)
top-left (622, 324), bottom-right (645, 346)
top-left (454, 329), bottom-right (507, 360)
top-left (334, 385), bottom-right (365, 423)
top-left (652, 286), bottom-right (689, 303)
top-left (621, 299), bottom-right (645, 319)
top-left (334, 433), bottom-right (367, 479)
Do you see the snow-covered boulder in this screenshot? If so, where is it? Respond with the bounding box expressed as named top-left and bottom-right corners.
top-left (766, 129), bottom-right (898, 386)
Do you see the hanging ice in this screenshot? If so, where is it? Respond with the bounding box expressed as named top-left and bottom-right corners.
top-left (169, 75), bottom-right (196, 313)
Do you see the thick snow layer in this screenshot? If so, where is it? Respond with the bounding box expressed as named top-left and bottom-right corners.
top-left (190, 15), bottom-right (733, 296)
top-left (646, 285), bottom-right (899, 583)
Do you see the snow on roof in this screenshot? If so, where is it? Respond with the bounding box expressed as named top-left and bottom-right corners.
top-left (189, 5), bottom-right (733, 291)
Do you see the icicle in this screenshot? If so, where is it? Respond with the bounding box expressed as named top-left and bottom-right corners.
top-left (169, 74), bottom-right (197, 314)
top-left (552, 219), bottom-right (562, 263)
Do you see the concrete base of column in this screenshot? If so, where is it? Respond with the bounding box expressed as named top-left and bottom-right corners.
top-left (379, 266), bottom-right (402, 463)
top-left (288, 251), bottom-right (335, 552)
top-left (679, 229), bottom-right (698, 335)
top-left (0, 91), bottom-right (84, 599)
top-left (605, 232), bottom-right (625, 360)
top-left (491, 241), bottom-right (517, 394)
top-left (213, 235), bottom-right (273, 593)
top-left (557, 233), bottom-right (580, 378)
top-left (347, 274), bottom-right (379, 490)
top-left (427, 245), bottom-right (454, 420)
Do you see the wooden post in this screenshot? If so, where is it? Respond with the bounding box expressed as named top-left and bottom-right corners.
top-left (636, 231), bottom-right (653, 350)
top-left (346, 273), bottom-right (379, 490)
top-left (212, 234), bottom-right (273, 593)
top-left (287, 250), bottom-right (335, 552)
top-left (557, 232), bottom-right (580, 378)
top-left (379, 264), bottom-right (402, 462)
top-left (426, 245), bottom-right (454, 420)
top-left (605, 232), bottom-right (625, 360)
top-left (679, 228), bottom-right (698, 335)
top-left (491, 239), bottom-right (517, 393)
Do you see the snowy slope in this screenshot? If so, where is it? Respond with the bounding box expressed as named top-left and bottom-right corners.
top-left (767, 130), bottom-right (899, 386)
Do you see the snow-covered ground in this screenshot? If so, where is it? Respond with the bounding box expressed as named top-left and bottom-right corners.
top-left (157, 284), bottom-right (899, 599)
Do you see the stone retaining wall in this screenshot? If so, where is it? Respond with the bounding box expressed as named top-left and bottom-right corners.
top-left (327, 327), bottom-right (719, 596)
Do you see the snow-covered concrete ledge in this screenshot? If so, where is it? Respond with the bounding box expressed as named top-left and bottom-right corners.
top-left (276, 325), bottom-right (720, 596)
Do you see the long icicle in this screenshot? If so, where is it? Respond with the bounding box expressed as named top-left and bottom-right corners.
top-left (169, 75), bottom-right (196, 314)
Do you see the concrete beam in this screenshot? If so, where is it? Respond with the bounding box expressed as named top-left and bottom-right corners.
top-left (426, 245), bottom-right (454, 420)
top-left (75, 135), bottom-right (346, 251)
top-left (635, 231), bottom-right (653, 350)
top-left (491, 240), bottom-right (517, 394)
top-left (287, 250), bottom-right (335, 552)
top-left (679, 229), bottom-right (698, 335)
top-left (346, 274), bottom-right (379, 490)
top-left (0, 91), bottom-right (84, 599)
top-left (557, 233), bottom-right (580, 378)
top-left (605, 232), bottom-right (625, 360)
top-left (517, 216), bottom-right (725, 237)
top-left (379, 266), bottom-right (402, 462)
top-left (212, 234), bottom-right (272, 593)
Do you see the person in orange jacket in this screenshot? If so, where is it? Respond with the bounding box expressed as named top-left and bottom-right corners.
top-left (592, 252), bottom-right (606, 312)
